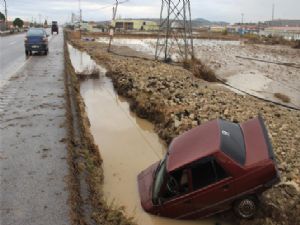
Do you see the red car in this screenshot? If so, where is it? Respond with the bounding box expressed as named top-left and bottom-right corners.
top-left (138, 116), bottom-right (280, 219)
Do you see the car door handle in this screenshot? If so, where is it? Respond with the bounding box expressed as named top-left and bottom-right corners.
top-left (222, 184), bottom-right (230, 191)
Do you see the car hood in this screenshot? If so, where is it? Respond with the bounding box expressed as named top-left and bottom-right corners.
top-left (137, 161), bottom-right (159, 213)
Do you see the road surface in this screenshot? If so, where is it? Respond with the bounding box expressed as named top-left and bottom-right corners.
top-left (0, 32), bottom-right (27, 87)
top-left (0, 32), bottom-right (71, 225)
top-left (0, 30), bottom-right (52, 89)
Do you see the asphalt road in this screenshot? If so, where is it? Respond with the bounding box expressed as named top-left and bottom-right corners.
top-left (0, 29), bottom-right (52, 89)
top-left (0, 33), bottom-right (27, 86)
top-left (0, 32), bottom-right (71, 225)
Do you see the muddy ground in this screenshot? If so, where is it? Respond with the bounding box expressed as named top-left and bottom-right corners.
top-left (95, 37), bottom-right (300, 109)
top-left (68, 35), bottom-right (300, 225)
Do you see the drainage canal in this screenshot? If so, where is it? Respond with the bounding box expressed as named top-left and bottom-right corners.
top-left (68, 44), bottom-right (230, 225)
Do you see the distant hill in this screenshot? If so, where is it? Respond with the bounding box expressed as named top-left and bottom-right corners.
top-left (193, 18), bottom-right (229, 26)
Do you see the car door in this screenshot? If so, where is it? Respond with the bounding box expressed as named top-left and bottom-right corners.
top-left (158, 168), bottom-right (195, 218)
top-left (186, 157), bottom-right (236, 217)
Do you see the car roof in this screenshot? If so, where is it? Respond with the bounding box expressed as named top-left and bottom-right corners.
top-left (166, 119), bottom-right (221, 172)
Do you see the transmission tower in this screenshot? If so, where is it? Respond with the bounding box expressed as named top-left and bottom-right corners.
top-left (155, 0), bottom-right (194, 62)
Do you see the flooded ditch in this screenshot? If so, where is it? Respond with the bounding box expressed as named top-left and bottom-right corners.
top-left (68, 44), bottom-right (231, 225)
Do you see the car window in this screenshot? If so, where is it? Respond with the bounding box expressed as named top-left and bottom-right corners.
top-left (161, 168), bottom-right (190, 201)
top-left (27, 29), bottom-right (45, 36)
top-left (220, 120), bottom-right (246, 165)
top-left (191, 157), bottom-right (228, 191)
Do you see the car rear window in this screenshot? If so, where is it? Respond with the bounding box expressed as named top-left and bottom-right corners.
top-left (27, 29), bottom-right (45, 36)
top-left (220, 120), bottom-right (246, 165)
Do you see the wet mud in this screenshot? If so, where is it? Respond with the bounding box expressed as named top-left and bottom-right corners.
top-left (96, 37), bottom-right (300, 109)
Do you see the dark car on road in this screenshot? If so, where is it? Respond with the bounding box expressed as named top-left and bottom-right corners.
top-left (138, 116), bottom-right (280, 219)
top-left (24, 28), bottom-right (49, 56)
top-left (51, 21), bottom-right (59, 34)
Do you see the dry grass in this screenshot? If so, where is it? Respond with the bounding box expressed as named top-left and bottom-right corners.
top-left (292, 40), bottom-right (300, 49)
top-left (183, 57), bottom-right (218, 82)
top-left (274, 93), bottom-right (291, 103)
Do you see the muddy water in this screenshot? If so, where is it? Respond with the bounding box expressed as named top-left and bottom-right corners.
top-left (68, 45), bottom-right (229, 225)
top-left (80, 77), bottom-right (229, 225)
top-left (67, 43), bottom-right (106, 75)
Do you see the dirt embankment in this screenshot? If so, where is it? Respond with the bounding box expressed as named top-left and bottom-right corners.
top-left (69, 36), bottom-right (300, 225)
top-left (65, 34), bottom-right (136, 225)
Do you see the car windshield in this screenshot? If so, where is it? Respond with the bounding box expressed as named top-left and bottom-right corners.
top-left (27, 29), bottom-right (45, 36)
top-left (152, 157), bottom-right (167, 204)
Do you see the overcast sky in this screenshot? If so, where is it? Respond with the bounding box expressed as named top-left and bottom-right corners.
top-left (1, 0), bottom-right (299, 24)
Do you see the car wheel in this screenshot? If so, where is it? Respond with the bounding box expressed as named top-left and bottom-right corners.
top-left (45, 50), bottom-right (48, 55)
top-left (233, 196), bottom-right (258, 219)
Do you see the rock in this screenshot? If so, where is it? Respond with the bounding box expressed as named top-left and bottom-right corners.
top-left (174, 119), bottom-right (181, 128)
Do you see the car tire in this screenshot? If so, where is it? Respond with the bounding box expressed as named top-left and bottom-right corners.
top-left (233, 196), bottom-right (258, 219)
top-left (45, 50), bottom-right (48, 55)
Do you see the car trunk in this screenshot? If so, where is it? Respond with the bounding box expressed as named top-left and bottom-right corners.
top-left (240, 116), bottom-right (277, 166)
top-left (28, 36), bottom-right (43, 44)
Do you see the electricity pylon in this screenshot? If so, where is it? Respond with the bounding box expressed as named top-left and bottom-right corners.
top-left (155, 0), bottom-right (194, 62)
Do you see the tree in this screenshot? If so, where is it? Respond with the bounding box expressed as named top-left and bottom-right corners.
top-left (13, 18), bottom-right (24, 28)
top-left (0, 11), bottom-right (5, 21)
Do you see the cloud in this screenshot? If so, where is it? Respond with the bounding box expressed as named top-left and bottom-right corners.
top-left (2, 0), bottom-right (299, 23)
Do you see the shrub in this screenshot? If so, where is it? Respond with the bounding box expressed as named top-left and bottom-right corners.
top-left (183, 57), bottom-right (218, 82)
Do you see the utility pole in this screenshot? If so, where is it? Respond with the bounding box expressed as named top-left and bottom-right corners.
top-left (272, 3), bottom-right (275, 21)
top-left (155, 0), bottom-right (194, 62)
top-left (108, 0), bottom-right (119, 52)
top-left (38, 14), bottom-right (42, 26)
top-left (107, 0), bottom-right (129, 52)
top-left (241, 13), bottom-right (244, 24)
top-left (3, 0), bottom-right (7, 30)
top-left (79, 0), bottom-right (82, 39)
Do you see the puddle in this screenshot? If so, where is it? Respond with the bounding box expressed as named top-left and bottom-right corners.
top-left (66, 44), bottom-right (231, 225)
top-left (98, 37), bottom-right (157, 56)
top-left (226, 73), bottom-right (273, 97)
top-left (96, 37), bottom-right (240, 61)
top-left (225, 73), bottom-right (300, 108)
top-left (67, 43), bottom-right (106, 76)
